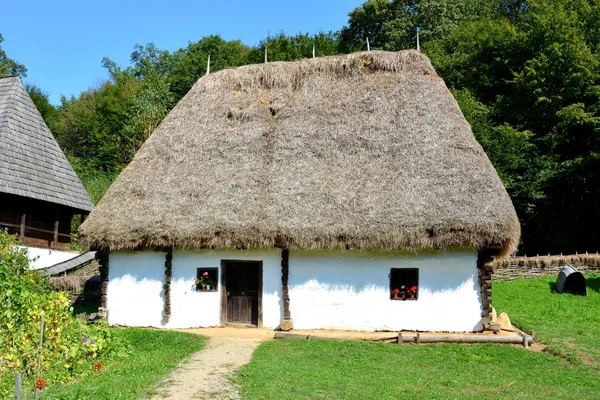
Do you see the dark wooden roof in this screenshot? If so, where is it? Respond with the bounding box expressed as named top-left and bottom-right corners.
top-left (0, 76), bottom-right (94, 212)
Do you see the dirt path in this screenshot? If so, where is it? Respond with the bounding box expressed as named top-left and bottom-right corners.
top-left (147, 336), bottom-right (264, 400)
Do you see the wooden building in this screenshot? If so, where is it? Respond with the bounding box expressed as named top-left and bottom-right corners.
top-left (80, 51), bottom-right (520, 332)
top-left (0, 76), bottom-right (94, 249)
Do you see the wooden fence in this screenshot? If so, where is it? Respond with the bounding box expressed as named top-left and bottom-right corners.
top-left (492, 254), bottom-right (600, 280)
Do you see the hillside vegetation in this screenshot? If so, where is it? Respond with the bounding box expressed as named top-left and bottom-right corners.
top-left (2, 0), bottom-right (599, 255)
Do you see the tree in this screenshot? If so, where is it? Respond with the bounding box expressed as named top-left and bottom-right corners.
top-left (0, 33), bottom-right (26, 78)
top-left (247, 31), bottom-right (341, 64)
top-left (340, 0), bottom-right (497, 52)
top-left (169, 35), bottom-right (252, 99)
top-left (25, 83), bottom-right (58, 130)
top-left (426, 0), bottom-right (600, 254)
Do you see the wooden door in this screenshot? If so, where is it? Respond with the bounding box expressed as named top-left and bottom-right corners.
top-left (222, 261), bottom-right (261, 326)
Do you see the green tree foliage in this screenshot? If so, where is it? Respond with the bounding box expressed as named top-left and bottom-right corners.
top-left (248, 31), bottom-right (341, 63)
top-left (53, 77), bottom-right (140, 173)
top-left (340, 0), bottom-right (496, 51)
top-left (26, 83), bottom-right (59, 130)
top-left (0, 33), bottom-right (27, 78)
top-left (44, 2), bottom-right (600, 254)
top-left (169, 35), bottom-right (252, 98)
top-left (426, 0), bottom-right (600, 253)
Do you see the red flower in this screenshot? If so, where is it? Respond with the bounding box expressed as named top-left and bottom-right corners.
top-left (35, 379), bottom-right (46, 390)
top-left (94, 362), bottom-right (103, 373)
top-left (393, 288), bottom-right (400, 294)
top-left (410, 286), bottom-right (418, 292)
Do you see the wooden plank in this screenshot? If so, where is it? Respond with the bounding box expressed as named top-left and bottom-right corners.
top-left (53, 219), bottom-right (59, 248)
top-left (414, 335), bottom-right (533, 344)
top-left (274, 332), bottom-right (309, 340)
top-left (258, 262), bottom-right (263, 328)
top-left (220, 261), bottom-right (227, 326)
top-left (281, 248), bottom-right (291, 320)
top-left (20, 214), bottom-right (26, 241)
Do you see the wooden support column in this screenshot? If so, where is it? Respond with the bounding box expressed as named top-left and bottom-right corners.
top-left (279, 248), bottom-right (293, 331)
top-left (477, 247), bottom-right (498, 331)
top-left (162, 248), bottom-right (173, 325)
top-left (53, 218), bottom-right (59, 248)
top-left (96, 250), bottom-right (110, 310)
top-left (20, 214), bottom-right (26, 242)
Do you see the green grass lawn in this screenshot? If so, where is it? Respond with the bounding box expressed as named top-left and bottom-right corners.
top-left (236, 273), bottom-right (600, 400)
top-left (494, 272), bottom-right (600, 368)
top-left (40, 328), bottom-right (206, 400)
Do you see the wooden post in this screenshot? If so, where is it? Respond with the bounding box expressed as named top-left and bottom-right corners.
top-left (279, 248), bottom-right (293, 331)
top-left (416, 333), bottom-right (421, 344)
top-left (20, 214), bottom-right (26, 242)
top-left (523, 335), bottom-right (529, 349)
top-left (96, 250), bottom-right (110, 309)
top-left (397, 332), bottom-right (403, 344)
top-left (37, 314), bottom-right (44, 375)
top-left (477, 248), bottom-right (497, 329)
top-left (282, 248), bottom-right (290, 319)
top-left (53, 218), bottom-right (59, 248)
top-left (15, 373), bottom-right (22, 399)
top-left (162, 248), bottom-right (173, 325)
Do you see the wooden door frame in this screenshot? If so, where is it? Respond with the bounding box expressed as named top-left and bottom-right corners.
top-left (220, 260), bottom-right (263, 328)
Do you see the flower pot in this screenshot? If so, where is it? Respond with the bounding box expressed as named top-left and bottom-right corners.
top-left (393, 293), bottom-right (399, 299)
top-left (206, 285), bottom-right (212, 290)
top-left (409, 293), bottom-right (415, 299)
top-left (401, 294), bottom-right (406, 300)
top-left (201, 284), bottom-right (206, 291)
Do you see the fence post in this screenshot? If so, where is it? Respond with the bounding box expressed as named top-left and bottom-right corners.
top-left (15, 373), bottom-right (22, 399)
top-left (37, 314), bottom-right (44, 375)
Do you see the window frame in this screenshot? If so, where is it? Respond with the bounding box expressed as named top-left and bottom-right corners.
top-left (196, 268), bottom-right (219, 292)
top-left (389, 268), bottom-right (419, 301)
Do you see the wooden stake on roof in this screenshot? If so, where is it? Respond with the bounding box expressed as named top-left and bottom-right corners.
top-left (416, 27), bottom-right (421, 51)
top-left (206, 54), bottom-right (210, 76)
top-left (367, 37), bottom-right (371, 51)
top-left (313, 44), bottom-right (316, 59)
top-left (265, 46), bottom-right (268, 63)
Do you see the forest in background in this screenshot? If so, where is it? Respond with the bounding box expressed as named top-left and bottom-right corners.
top-left (1, 0), bottom-right (599, 255)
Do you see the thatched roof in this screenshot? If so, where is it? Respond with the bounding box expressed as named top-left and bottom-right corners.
top-left (80, 51), bottom-right (520, 254)
top-left (0, 76), bottom-right (94, 212)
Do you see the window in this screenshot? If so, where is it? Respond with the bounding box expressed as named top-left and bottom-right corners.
top-left (196, 268), bottom-right (218, 291)
top-left (390, 268), bottom-right (419, 300)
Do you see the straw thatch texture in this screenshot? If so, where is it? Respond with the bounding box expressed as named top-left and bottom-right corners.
top-left (80, 50), bottom-right (520, 254)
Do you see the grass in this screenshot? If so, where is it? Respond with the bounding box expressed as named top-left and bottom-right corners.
top-left (40, 328), bottom-right (206, 400)
top-left (236, 273), bottom-right (600, 400)
top-left (493, 272), bottom-right (600, 368)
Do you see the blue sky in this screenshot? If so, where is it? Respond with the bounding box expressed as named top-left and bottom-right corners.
top-left (1, 0), bottom-right (363, 104)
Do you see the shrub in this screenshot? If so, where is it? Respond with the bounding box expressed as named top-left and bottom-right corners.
top-left (0, 229), bottom-right (130, 397)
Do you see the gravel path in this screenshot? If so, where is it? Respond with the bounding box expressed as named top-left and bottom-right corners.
top-left (147, 336), bottom-right (264, 400)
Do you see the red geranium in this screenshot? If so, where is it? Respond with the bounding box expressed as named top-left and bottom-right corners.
top-left (95, 362), bottom-right (103, 373)
top-left (35, 379), bottom-right (46, 390)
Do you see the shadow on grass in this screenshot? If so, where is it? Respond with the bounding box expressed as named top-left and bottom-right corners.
top-left (587, 277), bottom-right (600, 293)
top-left (548, 278), bottom-right (600, 294)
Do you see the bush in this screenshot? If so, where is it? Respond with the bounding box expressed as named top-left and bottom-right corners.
top-left (0, 230), bottom-right (130, 397)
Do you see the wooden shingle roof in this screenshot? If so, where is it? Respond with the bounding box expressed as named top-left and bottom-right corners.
top-left (0, 76), bottom-right (94, 212)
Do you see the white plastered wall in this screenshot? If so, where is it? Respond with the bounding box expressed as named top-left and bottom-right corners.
top-left (107, 251), bottom-right (165, 327)
top-left (107, 248), bottom-right (481, 331)
top-left (288, 249), bottom-right (482, 332)
top-left (106, 249), bottom-right (281, 328)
